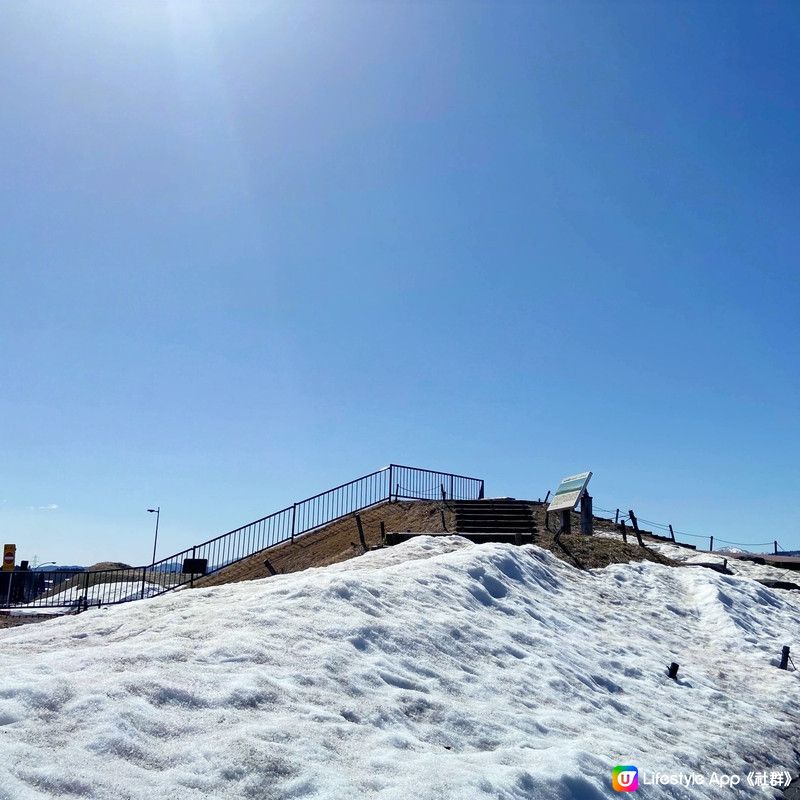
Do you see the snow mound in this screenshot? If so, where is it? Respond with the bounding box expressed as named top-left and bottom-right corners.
top-left (0, 535), bottom-right (798, 799)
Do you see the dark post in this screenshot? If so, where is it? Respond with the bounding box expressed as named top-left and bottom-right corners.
top-left (355, 513), bottom-right (367, 551)
top-left (774, 541), bottom-right (779, 555)
top-left (580, 493), bottom-right (593, 535)
top-left (780, 646), bottom-right (790, 670)
top-left (291, 503), bottom-right (297, 542)
top-left (669, 524), bottom-right (676, 542)
top-left (560, 508), bottom-right (571, 536)
top-left (395, 483), bottom-right (400, 500)
top-left (449, 474), bottom-right (454, 500)
top-left (619, 519), bottom-right (628, 544)
top-left (667, 662), bottom-right (679, 679)
top-left (479, 480), bottom-right (485, 500)
top-left (380, 520), bottom-right (386, 545)
top-left (388, 465), bottom-right (394, 502)
top-left (615, 509), bottom-right (620, 524)
top-left (709, 536), bottom-right (714, 552)
top-left (628, 510), bottom-right (643, 547)
top-left (190, 546), bottom-right (196, 588)
top-left (140, 566), bottom-right (147, 600)
top-left (440, 483), bottom-right (446, 501)
top-left (82, 570), bottom-right (90, 610)
top-left (544, 490), bottom-right (551, 504)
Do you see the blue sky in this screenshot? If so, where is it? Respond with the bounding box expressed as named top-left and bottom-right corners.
top-left (1, 1), bottom-right (798, 565)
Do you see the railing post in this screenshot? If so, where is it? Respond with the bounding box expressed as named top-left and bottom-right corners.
top-left (479, 479), bottom-right (485, 500)
top-left (709, 536), bottom-right (714, 552)
top-left (82, 571), bottom-right (90, 612)
top-left (449, 474), bottom-right (454, 500)
top-left (140, 566), bottom-right (147, 599)
top-left (774, 540), bottom-right (778, 555)
top-left (669, 524), bottom-right (675, 542)
top-left (190, 546), bottom-right (196, 588)
top-left (291, 503), bottom-right (297, 542)
top-left (388, 465), bottom-right (394, 502)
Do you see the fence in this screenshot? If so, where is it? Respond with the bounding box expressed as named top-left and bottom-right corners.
top-left (591, 504), bottom-right (784, 554)
top-left (1, 464), bottom-right (484, 612)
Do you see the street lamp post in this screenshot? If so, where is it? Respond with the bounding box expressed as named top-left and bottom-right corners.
top-left (147, 507), bottom-right (160, 566)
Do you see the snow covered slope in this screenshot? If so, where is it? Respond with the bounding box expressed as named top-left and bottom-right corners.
top-left (0, 537), bottom-right (798, 800)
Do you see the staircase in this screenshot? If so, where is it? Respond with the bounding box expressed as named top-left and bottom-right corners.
top-left (453, 499), bottom-right (537, 542)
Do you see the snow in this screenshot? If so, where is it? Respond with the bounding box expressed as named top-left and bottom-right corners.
top-left (0, 536), bottom-right (798, 799)
top-left (599, 530), bottom-right (800, 584)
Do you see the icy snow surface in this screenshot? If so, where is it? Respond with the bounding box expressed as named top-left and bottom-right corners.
top-left (0, 536), bottom-right (798, 800)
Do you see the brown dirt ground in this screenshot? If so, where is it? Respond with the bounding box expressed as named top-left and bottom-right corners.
top-left (0, 614), bottom-right (62, 630)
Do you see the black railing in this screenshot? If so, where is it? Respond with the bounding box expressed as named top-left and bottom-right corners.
top-left (1, 464), bottom-right (484, 611)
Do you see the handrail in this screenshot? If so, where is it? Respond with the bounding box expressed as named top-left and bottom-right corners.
top-left (3, 463), bottom-right (484, 610)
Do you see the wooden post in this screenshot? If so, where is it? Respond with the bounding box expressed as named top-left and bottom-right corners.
top-left (628, 510), bottom-right (643, 547)
top-left (709, 536), bottom-right (714, 552)
top-left (619, 519), bottom-right (628, 544)
top-left (264, 559), bottom-right (277, 575)
top-left (544, 490), bottom-right (551, 504)
top-left (440, 483), bottom-right (446, 501)
top-left (668, 524), bottom-right (676, 542)
top-left (355, 514), bottom-right (367, 551)
top-left (560, 508), bottom-right (571, 536)
top-left (580, 493), bottom-right (593, 536)
top-left (380, 520), bottom-right (386, 545)
top-left (780, 646), bottom-right (790, 670)
top-left (614, 509), bottom-right (619, 524)
top-left (774, 541), bottom-right (779, 555)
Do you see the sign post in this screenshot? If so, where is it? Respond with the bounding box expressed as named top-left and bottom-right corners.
top-left (547, 473), bottom-right (593, 537)
top-left (3, 544), bottom-right (15, 607)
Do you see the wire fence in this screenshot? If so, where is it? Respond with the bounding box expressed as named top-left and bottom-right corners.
top-left (589, 503), bottom-right (782, 554)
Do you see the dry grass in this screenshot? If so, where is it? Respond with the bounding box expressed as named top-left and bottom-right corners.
top-left (195, 500), bottom-right (455, 588)
top-left (529, 504), bottom-right (675, 570)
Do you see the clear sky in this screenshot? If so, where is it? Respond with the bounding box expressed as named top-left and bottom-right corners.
top-left (1, 1), bottom-right (798, 565)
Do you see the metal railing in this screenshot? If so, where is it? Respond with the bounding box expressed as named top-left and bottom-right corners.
top-left (1, 464), bottom-right (484, 612)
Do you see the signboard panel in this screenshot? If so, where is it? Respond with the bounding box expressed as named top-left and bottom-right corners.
top-left (3, 544), bottom-right (16, 572)
top-left (547, 472), bottom-right (592, 512)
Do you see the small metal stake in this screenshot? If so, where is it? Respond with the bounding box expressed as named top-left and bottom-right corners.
top-left (667, 662), bottom-right (679, 679)
top-left (780, 646), bottom-right (790, 670)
